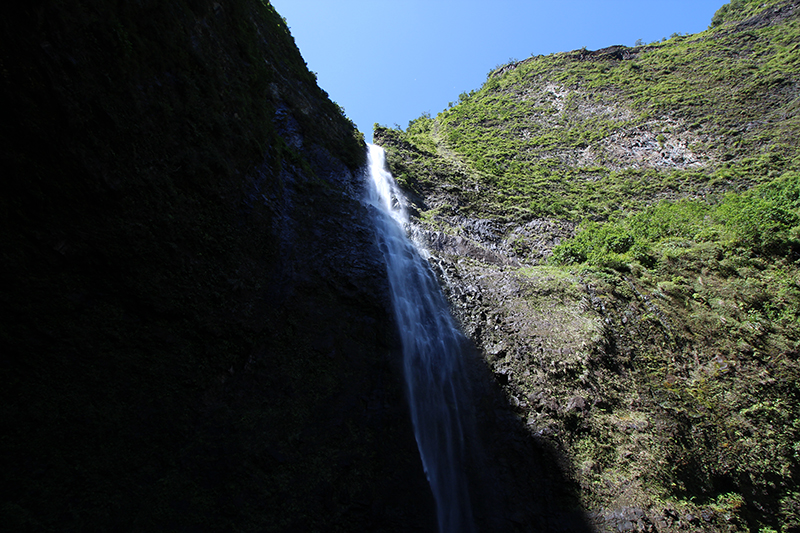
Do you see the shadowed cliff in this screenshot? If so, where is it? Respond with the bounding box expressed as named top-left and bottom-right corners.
top-left (1, 1), bottom-right (438, 530)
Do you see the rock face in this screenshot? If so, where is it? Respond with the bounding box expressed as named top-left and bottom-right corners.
top-left (415, 215), bottom-right (577, 266)
top-left (398, 200), bottom-right (745, 533)
top-left (1, 2), bottom-right (437, 530)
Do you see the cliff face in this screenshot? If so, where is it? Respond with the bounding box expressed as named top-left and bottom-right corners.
top-left (1, 1), bottom-right (438, 530)
top-left (4, 0), bottom-right (799, 530)
top-left (376, 1), bottom-right (800, 531)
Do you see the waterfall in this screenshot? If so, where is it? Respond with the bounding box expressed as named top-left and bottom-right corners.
top-left (365, 144), bottom-right (476, 533)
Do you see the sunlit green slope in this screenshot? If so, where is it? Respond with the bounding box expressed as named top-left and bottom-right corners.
top-left (378, 0), bottom-right (798, 222)
top-left (375, 1), bottom-right (800, 530)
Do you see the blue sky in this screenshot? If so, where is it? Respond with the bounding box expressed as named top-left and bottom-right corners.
top-left (269, 0), bottom-right (728, 141)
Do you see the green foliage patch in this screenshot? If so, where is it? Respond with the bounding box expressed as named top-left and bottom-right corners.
top-left (551, 171), bottom-right (800, 270)
top-left (381, 0), bottom-right (798, 223)
top-left (548, 177), bottom-right (800, 530)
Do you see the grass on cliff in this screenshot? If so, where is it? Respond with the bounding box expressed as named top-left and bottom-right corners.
top-left (380, 0), bottom-right (798, 223)
top-left (375, 0), bottom-right (800, 528)
top-left (547, 174), bottom-right (800, 531)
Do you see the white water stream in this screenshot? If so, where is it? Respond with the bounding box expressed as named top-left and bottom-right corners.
top-left (364, 144), bottom-right (476, 533)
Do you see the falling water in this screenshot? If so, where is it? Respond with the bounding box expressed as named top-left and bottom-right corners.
top-left (364, 144), bottom-right (475, 533)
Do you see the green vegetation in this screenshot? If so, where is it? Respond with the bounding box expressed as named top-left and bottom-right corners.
top-left (549, 175), bottom-right (800, 529)
top-left (551, 172), bottom-right (800, 268)
top-left (375, 0), bottom-right (800, 529)
top-left (380, 0), bottom-right (799, 222)
top-left (540, 171), bottom-right (800, 531)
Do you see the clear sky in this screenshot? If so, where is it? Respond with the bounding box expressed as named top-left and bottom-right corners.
top-left (269, 0), bottom-right (729, 141)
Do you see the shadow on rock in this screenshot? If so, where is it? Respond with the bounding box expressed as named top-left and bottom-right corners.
top-left (459, 337), bottom-right (596, 533)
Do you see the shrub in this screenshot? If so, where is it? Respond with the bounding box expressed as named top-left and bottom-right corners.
top-left (553, 172), bottom-right (800, 270)
top-left (717, 194), bottom-right (799, 255)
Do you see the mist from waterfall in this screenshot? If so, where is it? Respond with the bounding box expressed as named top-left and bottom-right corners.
top-left (364, 143), bottom-right (476, 533)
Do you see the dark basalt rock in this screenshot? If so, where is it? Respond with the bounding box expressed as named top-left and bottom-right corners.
top-left (1, 1), bottom-right (435, 531)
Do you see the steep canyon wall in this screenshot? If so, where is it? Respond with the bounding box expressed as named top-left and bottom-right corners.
top-left (1, 1), bottom-right (436, 530)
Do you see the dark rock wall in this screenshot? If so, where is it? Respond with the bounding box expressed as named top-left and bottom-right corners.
top-left (1, 1), bottom-right (435, 530)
